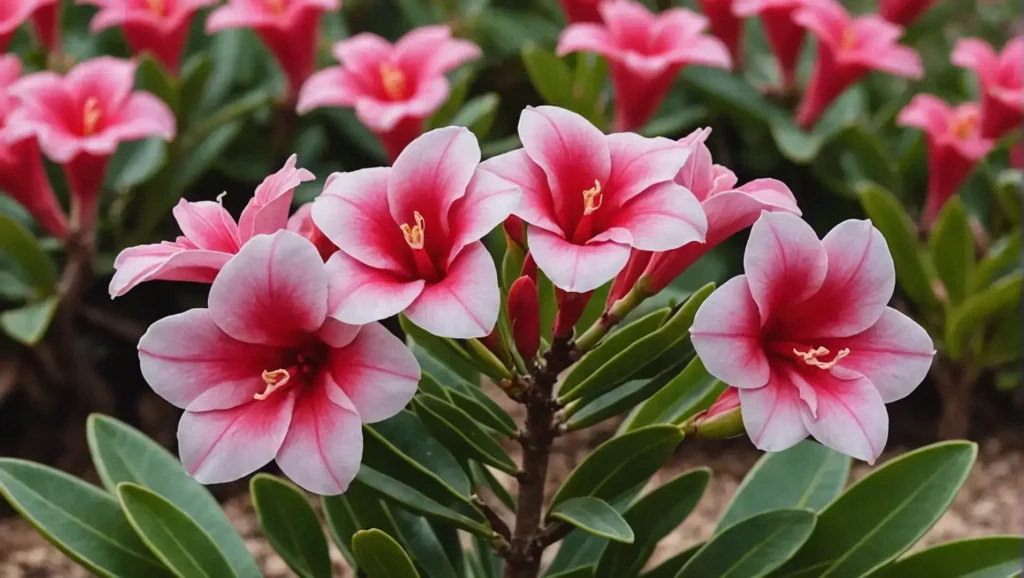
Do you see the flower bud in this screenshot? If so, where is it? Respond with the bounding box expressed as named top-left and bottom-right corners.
top-left (521, 252), bottom-right (537, 282)
top-left (553, 289), bottom-right (592, 339)
top-left (682, 388), bottom-right (744, 440)
top-left (503, 215), bottom-right (527, 251)
top-left (508, 276), bottom-right (540, 360)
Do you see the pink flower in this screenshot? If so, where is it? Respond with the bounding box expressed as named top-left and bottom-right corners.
top-left (311, 127), bottom-right (520, 339)
top-left (0, 54), bottom-right (67, 239)
top-left (690, 213), bottom-right (935, 463)
top-left (287, 202), bottom-right (338, 261)
top-left (297, 26), bottom-right (481, 162)
top-left (30, 0), bottom-right (60, 53)
top-left (207, 0), bottom-right (340, 99)
top-left (560, 0), bottom-right (603, 23)
top-left (952, 37), bottom-right (1023, 140)
top-left (80, 0), bottom-right (217, 74)
top-left (897, 95), bottom-right (994, 228)
top-left (608, 127), bottom-right (799, 303)
top-left (3, 57), bottom-right (175, 234)
top-left (0, 0), bottom-right (48, 52)
top-left (556, 0), bottom-right (732, 131)
top-left (110, 155), bottom-right (314, 297)
top-left (794, 0), bottom-right (922, 129)
top-left (879, 0), bottom-right (935, 26)
top-left (733, 0), bottom-right (805, 90)
top-left (699, 0), bottom-right (744, 68)
top-left (139, 229), bottom-right (420, 494)
top-left (481, 106), bottom-right (707, 294)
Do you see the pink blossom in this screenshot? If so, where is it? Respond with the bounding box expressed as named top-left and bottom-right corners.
top-left (0, 0), bottom-right (49, 52)
top-left (879, 0), bottom-right (935, 26)
top-left (733, 0), bottom-right (805, 90)
top-left (287, 202), bottom-right (338, 261)
top-left (481, 106), bottom-right (707, 295)
top-left (311, 127), bottom-right (520, 338)
top-left (691, 213), bottom-right (935, 463)
top-left (608, 127), bottom-right (799, 304)
top-left (297, 26), bottom-right (481, 162)
top-left (30, 0), bottom-right (60, 52)
top-left (794, 0), bottom-right (922, 129)
top-left (109, 155), bottom-right (314, 297)
top-left (0, 54), bottom-right (67, 239)
top-left (3, 57), bottom-right (175, 234)
top-left (139, 229), bottom-right (420, 494)
top-left (207, 0), bottom-right (339, 99)
top-left (898, 95), bottom-right (994, 228)
top-left (952, 37), bottom-right (1023, 140)
top-left (80, 0), bottom-right (217, 74)
top-left (559, 0), bottom-right (603, 23)
top-left (556, 0), bottom-right (732, 131)
top-left (699, 0), bottom-right (744, 68)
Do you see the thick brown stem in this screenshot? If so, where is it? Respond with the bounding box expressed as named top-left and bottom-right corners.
top-left (933, 357), bottom-right (975, 440)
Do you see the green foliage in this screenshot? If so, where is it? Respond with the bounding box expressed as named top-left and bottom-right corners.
top-left (550, 497), bottom-right (635, 543)
top-left (250, 475), bottom-right (333, 578)
top-left (352, 529), bottom-right (421, 578)
top-left (678, 509), bottom-right (817, 578)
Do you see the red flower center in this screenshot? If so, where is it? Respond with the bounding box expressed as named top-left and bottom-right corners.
top-left (951, 109), bottom-right (978, 140)
top-left (266, 0), bottom-right (285, 14)
top-left (253, 344), bottom-right (326, 401)
top-left (769, 340), bottom-right (852, 371)
top-left (840, 28), bottom-right (857, 52)
top-left (570, 179), bottom-right (603, 244)
top-left (400, 211), bottom-right (441, 282)
top-left (145, 0), bottom-right (164, 16)
top-left (380, 63), bottom-right (408, 101)
top-left (82, 97), bottom-right (102, 136)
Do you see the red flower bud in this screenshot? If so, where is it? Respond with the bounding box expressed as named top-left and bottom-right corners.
top-left (552, 289), bottom-right (592, 339)
top-left (503, 215), bottom-right (527, 251)
top-left (683, 387), bottom-right (744, 440)
top-left (508, 276), bottom-right (540, 360)
top-left (521, 252), bottom-right (537, 283)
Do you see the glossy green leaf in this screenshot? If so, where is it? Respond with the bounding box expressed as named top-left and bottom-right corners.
top-left (637, 543), bottom-right (702, 578)
top-left (566, 367), bottom-right (679, 431)
top-left (320, 107), bottom-right (388, 162)
top-left (640, 106), bottom-right (707, 138)
top-left (623, 356), bottom-right (723, 432)
top-left (200, 29), bottom-right (244, 111)
top-left (680, 67), bottom-right (785, 127)
top-left (0, 458), bottom-right (173, 578)
top-left (116, 484), bottom-right (235, 578)
top-left (596, 468), bottom-right (710, 578)
top-left (447, 383), bottom-right (518, 438)
top-left (86, 415), bottom-right (260, 578)
top-left (1, 296), bottom-right (58, 345)
top-left (321, 495), bottom-right (359, 567)
top-left (717, 441), bottom-right (850, 532)
top-left (867, 536), bottom-right (1024, 578)
top-left (412, 394), bottom-right (517, 474)
top-left (679, 509), bottom-right (816, 578)
top-left (773, 441), bottom-right (977, 578)
top-left (559, 283), bottom-right (714, 404)
top-left (551, 425), bottom-right (684, 507)
top-left (947, 271), bottom-right (1022, 360)
top-left (0, 214), bottom-right (57, 291)
top-left (857, 183), bottom-right (938, 312)
top-left (546, 529), bottom-right (608, 576)
top-left (402, 315), bottom-right (481, 383)
top-left (451, 94), bottom-right (500, 139)
top-left (250, 474), bottom-right (332, 578)
top-left (970, 231), bottom-right (1020, 294)
top-left (354, 467), bottom-right (494, 538)
top-left (982, 298), bottom-right (1021, 366)
top-left (136, 55), bottom-right (179, 114)
top-left (572, 52), bottom-right (608, 126)
top-left (469, 461), bottom-right (515, 512)
top-left (928, 197), bottom-right (974, 305)
top-left (547, 566), bottom-right (596, 578)
top-left (770, 88), bottom-right (865, 164)
top-left (170, 120), bottom-right (243, 194)
top-left (178, 53), bottom-right (213, 122)
top-left (521, 45), bottom-right (574, 108)
top-left (994, 169), bottom-right (1022, 227)
top-left (352, 529), bottom-right (421, 578)
top-left (428, 68), bottom-right (476, 130)
top-left (390, 507), bottom-right (460, 578)
top-left (106, 138), bottom-right (168, 191)
top-left (551, 497), bottom-right (634, 544)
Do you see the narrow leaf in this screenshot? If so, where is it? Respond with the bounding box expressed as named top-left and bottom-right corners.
top-left (413, 394), bottom-right (518, 474)
top-left (866, 536), bottom-right (1024, 578)
top-left (352, 529), bottom-right (421, 578)
top-left (0, 214), bottom-right (57, 291)
top-left (1, 296), bottom-right (58, 345)
top-left (550, 497), bottom-right (635, 544)
top-left (521, 45), bottom-right (574, 108)
top-left (250, 474), bottom-right (332, 578)
top-left (928, 197), bottom-right (974, 304)
top-left (946, 271), bottom-right (1022, 360)
top-left (678, 509), bottom-right (817, 578)
top-left (623, 356), bottom-right (723, 432)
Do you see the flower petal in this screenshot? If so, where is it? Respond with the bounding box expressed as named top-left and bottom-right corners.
top-left (395, 25), bottom-right (481, 79)
top-left (701, 180), bottom-right (800, 248)
top-left (327, 322), bottom-right (420, 423)
top-left (609, 180), bottom-right (707, 251)
top-left (237, 154), bottom-right (315, 242)
top-left (556, 23), bottom-right (616, 58)
top-left (480, 148), bottom-right (562, 235)
top-left (739, 368), bottom-right (811, 452)
top-left (275, 375), bottom-right (362, 495)
top-left (897, 93), bottom-right (952, 135)
top-left (691, 275), bottom-right (771, 390)
top-left (952, 39), bottom-right (998, 83)
top-left (604, 133), bottom-right (692, 208)
top-left (404, 241), bottom-right (500, 338)
top-left (799, 366), bottom-right (888, 464)
top-left (109, 243), bottom-right (231, 297)
top-left (178, 393), bottom-right (296, 484)
top-left (172, 199), bottom-right (240, 253)
top-left (528, 226), bottom-right (631, 293)
top-left (743, 212), bottom-right (828, 325)
top-left (323, 250), bottom-right (425, 325)
top-left (296, 66), bottom-right (363, 113)
top-left (105, 92), bottom-right (176, 143)
top-left (331, 33), bottom-right (393, 81)
top-left (447, 168), bottom-right (522, 263)
top-left (208, 230), bottom-right (328, 347)
top-left (66, 57), bottom-right (136, 110)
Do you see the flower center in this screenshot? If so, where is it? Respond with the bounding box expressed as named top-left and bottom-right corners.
top-left (400, 210), bottom-right (425, 250)
top-left (793, 346), bottom-right (850, 370)
top-left (82, 97), bottom-right (101, 135)
top-left (254, 369), bottom-right (291, 400)
top-left (266, 0), bottom-right (284, 14)
top-left (840, 28), bottom-right (857, 52)
top-left (380, 63), bottom-right (407, 100)
top-left (400, 211), bottom-right (440, 281)
top-left (145, 0), bottom-right (164, 16)
top-left (582, 180), bottom-right (603, 216)
top-left (253, 350), bottom-right (323, 401)
top-left (951, 110), bottom-right (978, 140)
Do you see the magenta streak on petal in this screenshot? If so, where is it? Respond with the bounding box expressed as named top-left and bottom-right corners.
top-left (187, 410), bottom-right (246, 476)
top-left (313, 396), bottom-right (346, 491)
top-left (347, 362), bottom-right (421, 381)
top-left (753, 384), bottom-right (782, 447)
top-left (440, 282), bottom-right (487, 333)
top-left (825, 381), bottom-right (878, 458)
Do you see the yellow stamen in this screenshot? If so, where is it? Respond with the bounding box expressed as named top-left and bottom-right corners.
top-left (840, 28), bottom-right (857, 52)
top-left (145, 0), bottom-right (164, 16)
top-left (254, 369), bottom-right (291, 400)
top-left (82, 97), bottom-right (101, 136)
top-left (266, 0), bottom-right (285, 14)
top-left (380, 63), bottom-right (407, 100)
top-left (952, 110), bottom-right (978, 140)
top-left (582, 180), bottom-right (603, 216)
top-left (400, 211), bottom-right (426, 250)
top-left (793, 346), bottom-right (850, 370)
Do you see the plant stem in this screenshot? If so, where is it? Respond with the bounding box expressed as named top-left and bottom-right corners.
top-left (574, 283), bottom-right (649, 352)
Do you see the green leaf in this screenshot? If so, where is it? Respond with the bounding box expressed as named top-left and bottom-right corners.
top-left (679, 509), bottom-right (817, 578)
top-left (551, 497), bottom-right (634, 544)
top-left (250, 474), bottom-right (332, 578)
top-left (86, 415), bottom-right (260, 578)
top-left (857, 183), bottom-right (938, 312)
top-left (412, 394), bottom-right (518, 474)
top-left (928, 197), bottom-right (974, 305)
top-left (639, 106), bottom-right (708, 138)
top-left (178, 54), bottom-right (213, 123)
top-left (546, 531), bottom-right (608, 576)
top-left (1, 296), bottom-right (58, 345)
top-left (321, 108), bottom-right (388, 163)
top-left (445, 382), bottom-right (518, 438)
top-left (680, 67), bottom-right (786, 127)
top-left (352, 529), bottom-right (420, 578)
top-left (354, 467), bottom-right (494, 538)
top-left (321, 495), bottom-right (359, 567)
top-left (623, 356), bottom-right (723, 432)
top-left (522, 44), bottom-right (574, 108)
top-left (200, 30), bottom-right (245, 112)
top-left (0, 458), bottom-right (173, 578)
top-left (389, 507), bottom-right (460, 578)
top-left (770, 88), bottom-right (865, 164)
top-left (170, 120), bottom-right (243, 194)
top-left (595, 468), bottom-right (710, 578)
top-left (0, 213), bottom-right (57, 292)
top-left (994, 169), bottom-right (1022, 227)
top-left (451, 94), bottom-right (500, 140)
top-left (566, 369), bottom-right (678, 431)
top-left (106, 138), bottom-right (168, 192)
top-left (551, 425), bottom-right (684, 508)
top-left (637, 543), bottom-right (702, 578)
top-left (572, 52), bottom-right (608, 126)
top-left (547, 567), bottom-right (596, 578)
top-left (970, 231), bottom-right (1020, 294)
top-left (469, 461), bottom-right (515, 512)
top-left (116, 483), bottom-right (236, 578)
top-left (559, 283), bottom-right (714, 404)
top-left (867, 536), bottom-right (1024, 578)
top-left (773, 441), bottom-right (977, 578)
top-left (982, 298), bottom-right (1021, 366)
top-left (428, 68), bottom-right (476, 130)
top-left (136, 55), bottom-right (179, 115)
top-left (717, 441), bottom-right (851, 532)
top-left (402, 315), bottom-right (481, 383)
top-left (946, 271), bottom-right (1022, 360)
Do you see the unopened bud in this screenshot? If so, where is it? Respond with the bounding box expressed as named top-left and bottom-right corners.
top-left (503, 215), bottom-right (527, 250)
top-left (682, 388), bottom-right (744, 440)
top-left (553, 289), bottom-right (592, 338)
top-left (508, 276), bottom-right (540, 360)
top-left (521, 252), bottom-right (537, 282)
